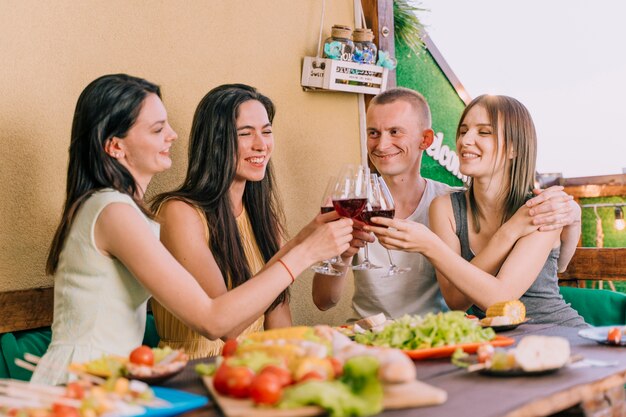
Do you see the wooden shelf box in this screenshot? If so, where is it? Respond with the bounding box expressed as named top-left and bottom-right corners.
top-left (301, 56), bottom-right (388, 95)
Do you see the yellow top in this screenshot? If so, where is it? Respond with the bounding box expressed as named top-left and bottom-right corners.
top-left (152, 203), bottom-right (265, 359)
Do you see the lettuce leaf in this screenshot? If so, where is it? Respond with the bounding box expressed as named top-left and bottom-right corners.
top-left (354, 311), bottom-right (495, 349)
top-left (279, 356), bottom-right (382, 417)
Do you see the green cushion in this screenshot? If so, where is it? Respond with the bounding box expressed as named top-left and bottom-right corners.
top-left (0, 327), bottom-right (52, 381)
top-left (0, 344), bottom-right (10, 378)
top-left (560, 286), bottom-right (626, 326)
top-left (142, 312), bottom-right (160, 348)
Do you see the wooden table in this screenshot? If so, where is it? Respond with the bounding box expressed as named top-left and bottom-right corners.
top-left (162, 324), bottom-right (626, 417)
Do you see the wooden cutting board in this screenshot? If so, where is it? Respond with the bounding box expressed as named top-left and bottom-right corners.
top-left (203, 376), bottom-right (447, 417)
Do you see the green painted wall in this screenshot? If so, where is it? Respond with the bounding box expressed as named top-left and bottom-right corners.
top-left (580, 196), bottom-right (626, 248)
top-left (396, 39), bottom-right (466, 187)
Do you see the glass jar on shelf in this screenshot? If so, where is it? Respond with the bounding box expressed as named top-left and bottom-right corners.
top-left (352, 28), bottom-right (377, 65)
top-left (323, 25), bottom-right (354, 62)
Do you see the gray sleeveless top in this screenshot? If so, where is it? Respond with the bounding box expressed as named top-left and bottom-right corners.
top-left (450, 192), bottom-right (587, 328)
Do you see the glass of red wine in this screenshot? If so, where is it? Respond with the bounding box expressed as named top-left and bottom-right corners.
top-left (331, 165), bottom-right (368, 219)
top-left (331, 164), bottom-right (369, 269)
top-left (374, 175), bottom-right (411, 277)
top-left (352, 173), bottom-right (384, 270)
top-left (311, 176), bottom-right (343, 276)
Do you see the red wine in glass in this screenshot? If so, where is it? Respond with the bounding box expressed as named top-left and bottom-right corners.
top-left (320, 207), bottom-right (335, 214)
top-left (333, 198), bottom-right (367, 218)
top-left (360, 208), bottom-right (395, 226)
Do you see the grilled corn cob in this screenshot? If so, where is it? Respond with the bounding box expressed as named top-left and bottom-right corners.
top-left (237, 344), bottom-right (304, 362)
top-left (244, 326), bottom-right (313, 342)
top-left (485, 300), bottom-right (526, 324)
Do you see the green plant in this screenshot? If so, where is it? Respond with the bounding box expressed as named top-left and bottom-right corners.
top-left (394, 0), bottom-right (428, 55)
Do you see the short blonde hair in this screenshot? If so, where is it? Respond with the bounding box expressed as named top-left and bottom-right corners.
top-left (371, 87), bottom-right (431, 127)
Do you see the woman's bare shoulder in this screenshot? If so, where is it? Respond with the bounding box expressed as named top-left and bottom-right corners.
top-left (430, 192), bottom-right (454, 213)
top-left (158, 199), bottom-right (204, 229)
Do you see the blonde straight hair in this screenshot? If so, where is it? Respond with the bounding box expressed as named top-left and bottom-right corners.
top-left (457, 95), bottom-right (537, 232)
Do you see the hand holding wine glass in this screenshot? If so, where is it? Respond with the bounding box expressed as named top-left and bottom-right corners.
top-left (364, 216), bottom-right (436, 255)
top-left (366, 175), bottom-right (411, 277)
top-left (352, 173), bottom-right (384, 270)
top-left (311, 176), bottom-right (344, 276)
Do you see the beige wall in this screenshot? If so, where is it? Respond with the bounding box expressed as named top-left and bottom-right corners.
top-left (0, 1), bottom-right (361, 326)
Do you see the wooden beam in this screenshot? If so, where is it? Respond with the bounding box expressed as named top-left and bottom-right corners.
top-left (563, 184), bottom-right (626, 199)
top-left (422, 33), bottom-right (472, 105)
top-left (558, 248), bottom-right (626, 282)
top-left (361, 0), bottom-right (396, 89)
top-left (0, 287), bottom-right (53, 333)
top-left (560, 174), bottom-right (626, 187)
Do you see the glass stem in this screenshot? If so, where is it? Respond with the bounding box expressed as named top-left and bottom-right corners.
top-left (386, 249), bottom-right (396, 267)
top-left (363, 242), bottom-right (370, 261)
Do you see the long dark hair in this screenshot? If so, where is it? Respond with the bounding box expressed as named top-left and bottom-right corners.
top-left (456, 94), bottom-right (537, 232)
top-left (152, 84), bottom-right (288, 310)
top-left (46, 74), bottom-right (161, 275)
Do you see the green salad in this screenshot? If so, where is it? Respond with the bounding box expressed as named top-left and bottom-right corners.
top-left (354, 311), bottom-right (496, 350)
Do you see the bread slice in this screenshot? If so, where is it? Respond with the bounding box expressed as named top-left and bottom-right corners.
top-left (355, 313), bottom-right (387, 330)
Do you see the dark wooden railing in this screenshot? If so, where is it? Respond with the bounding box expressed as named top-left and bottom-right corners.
top-left (558, 247), bottom-right (626, 288)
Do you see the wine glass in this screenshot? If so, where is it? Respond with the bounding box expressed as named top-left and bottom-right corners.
top-left (331, 164), bottom-right (369, 220)
top-left (374, 175), bottom-right (411, 277)
top-left (311, 176), bottom-right (343, 276)
top-left (352, 173), bottom-right (383, 270)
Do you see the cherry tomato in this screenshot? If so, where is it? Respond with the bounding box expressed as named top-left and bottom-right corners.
top-left (213, 363), bottom-right (231, 395)
top-left (607, 327), bottom-right (622, 345)
top-left (260, 364), bottom-right (292, 387)
top-left (129, 345), bottom-right (154, 366)
top-left (64, 381), bottom-right (85, 399)
top-left (224, 366), bottom-right (255, 398)
top-left (51, 403), bottom-right (81, 417)
top-left (221, 339), bottom-right (238, 357)
top-left (477, 344), bottom-right (495, 363)
top-left (299, 370), bottom-right (324, 382)
top-left (249, 373), bottom-right (283, 405)
top-left (328, 357), bottom-right (343, 378)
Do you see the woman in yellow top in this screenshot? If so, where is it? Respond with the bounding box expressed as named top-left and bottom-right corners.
top-left (152, 84), bottom-right (304, 358)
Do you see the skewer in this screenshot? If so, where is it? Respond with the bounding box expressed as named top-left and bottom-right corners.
top-left (466, 362), bottom-right (488, 373)
top-left (0, 384), bottom-right (81, 407)
top-left (14, 358), bottom-right (37, 373)
top-left (24, 352), bottom-right (41, 364)
top-left (69, 368), bottom-right (107, 385)
top-left (0, 379), bottom-right (66, 396)
top-left (156, 349), bottom-right (182, 365)
top-left (12, 352), bottom-right (174, 411)
top-left (0, 394), bottom-right (44, 408)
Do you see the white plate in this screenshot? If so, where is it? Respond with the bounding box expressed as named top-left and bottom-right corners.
top-left (578, 326), bottom-right (626, 346)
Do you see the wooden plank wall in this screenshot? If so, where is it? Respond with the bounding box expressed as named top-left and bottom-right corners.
top-left (0, 287), bottom-right (54, 333)
top-left (361, 0), bottom-right (396, 89)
